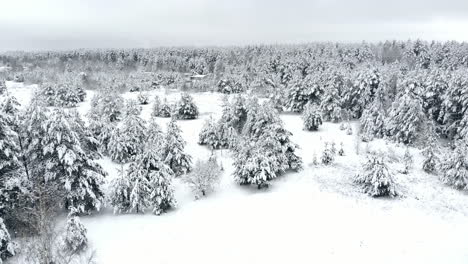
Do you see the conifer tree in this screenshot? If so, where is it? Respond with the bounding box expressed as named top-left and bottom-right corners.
top-left (162, 119), bottom-right (192, 176)
top-left (302, 103), bottom-right (322, 131)
top-left (173, 93), bottom-right (199, 120)
top-left (355, 154), bottom-right (397, 197)
top-left (286, 74), bottom-right (323, 112)
top-left (320, 71), bottom-right (344, 122)
top-left (184, 155), bottom-right (222, 199)
top-left (198, 116), bottom-right (224, 149)
top-left (64, 209), bottom-right (88, 253)
top-left (0, 217), bottom-right (15, 262)
top-left (386, 85), bottom-right (426, 145)
top-left (108, 166), bottom-right (132, 214)
top-left (42, 109), bottom-right (107, 213)
top-left (440, 142), bottom-right (468, 190)
top-left (360, 87), bottom-right (387, 141)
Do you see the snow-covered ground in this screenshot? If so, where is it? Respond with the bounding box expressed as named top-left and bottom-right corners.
top-left (6, 82), bottom-right (468, 264)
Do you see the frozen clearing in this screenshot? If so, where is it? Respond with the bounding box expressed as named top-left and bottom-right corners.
top-left (7, 82), bottom-right (468, 264)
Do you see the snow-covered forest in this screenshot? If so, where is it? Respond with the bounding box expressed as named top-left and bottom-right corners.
top-left (1, 40), bottom-right (468, 263)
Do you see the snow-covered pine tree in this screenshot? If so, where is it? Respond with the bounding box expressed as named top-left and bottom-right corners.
top-left (321, 142), bottom-right (335, 165)
top-left (185, 155), bottom-right (222, 199)
top-left (0, 80), bottom-right (6, 95)
top-left (151, 95), bottom-right (162, 117)
top-left (146, 156), bottom-right (176, 215)
top-left (108, 102), bottom-right (147, 163)
top-left (158, 98), bottom-right (172, 118)
top-left (108, 165), bottom-right (132, 214)
top-left (360, 87), bottom-right (387, 141)
top-left (90, 90), bottom-right (124, 123)
top-left (438, 71), bottom-right (468, 139)
top-left (0, 217), bottom-right (15, 262)
top-left (286, 73), bottom-right (323, 112)
top-left (402, 148), bottom-right (413, 174)
top-left (320, 71), bottom-right (344, 122)
top-left (162, 119), bottom-right (192, 176)
top-left (0, 112), bottom-right (19, 177)
top-left (127, 160), bottom-right (152, 213)
top-left (422, 127), bottom-right (440, 174)
top-left (42, 109), bottom-right (107, 213)
top-left (354, 154), bottom-right (397, 197)
top-left (343, 68), bottom-right (381, 118)
top-left (198, 116), bottom-right (224, 149)
top-left (147, 118), bottom-right (164, 150)
top-left (55, 83), bottom-right (81, 108)
top-left (126, 148), bottom-right (176, 214)
top-left (173, 93), bottom-right (199, 120)
top-left (0, 96), bottom-right (21, 130)
top-left (439, 142), bottom-right (468, 190)
top-left (64, 209), bottom-right (88, 253)
top-left (302, 103), bottom-right (322, 131)
top-left (137, 92), bottom-right (150, 105)
top-left (386, 81), bottom-right (426, 145)
top-left (40, 83), bottom-right (57, 106)
top-left (68, 110), bottom-right (100, 157)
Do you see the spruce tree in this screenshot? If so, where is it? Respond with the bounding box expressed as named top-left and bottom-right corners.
top-left (320, 71), bottom-right (344, 122)
top-left (355, 154), bottom-right (397, 197)
top-left (173, 93), bottom-right (199, 120)
top-left (286, 74), bottom-right (323, 112)
top-left (360, 87), bottom-right (387, 141)
top-left (386, 87), bottom-right (425, 145)
top-left (162, 119), bottom-right (192, 176)
top-left (108, 166), bottom-right (132, 214)
top-left (0, 217), bottom-right (15, 262)
top-left (64, 209), bottom-right (88, 253)
top-left (184, 155), bottom-right (222, 199)
top-left (440, 142), bottom-right (468, 190)
top-left (42, 109), bottom-right (107, 213)
top-left (302, 103), bottom-right (322, 131)
top-left (198, 116), bottom-right (224, 149)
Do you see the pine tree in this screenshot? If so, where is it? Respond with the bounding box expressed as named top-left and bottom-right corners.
top-left (321, 142), bottom-right (334, 165)
top-left (55, 83), bottom-right (81, 107)
top-left (355, 154), bottom-right (397, 197)
top-left (0, 217), bottom-right (15, 262)
top-left (198, 116), bottom-right (224, 149)
top-left (360, 87), bottom-right (387, 141)
top-left (439, 142), bottom-right (468, 190)
top-left (126, 148), bottom-right (176, 214)
top-left (343, 68), bottom-right (380, 118)
top-left (40, 83), bottom-right (57, 106)
top-left (0, 112), bottom-right (19, 177)
top-left (127, 160), bottom-right (152, 213)
top-left (0, 80), bottom-right (6, 95)
top-left (42, 109), bottom-right (107, 213)
top-left (184, 155), bottom-right (222, 199)
top-left (147, 161), bottom-right (176, 215)
top-left (302, 103), bottom-right (322, 131)
top-left (147, 118), bottom-right (164, 150)
top-left (402, 148), bottom-right (413, 174)
top-left (158, 98), bottom-right (172, 118)
top-left (162, 119), bottom-right (192, 176)
top-left (286, 74), bottom-right (323, 112)
top-left (173, 93), bottom-right (199, 120)
top-left (108, 105), bottom-right (147, 163)
top-left (320, 71), bottom-right (344, 122)
top-left (64, 209), bottom-right (88, 253)
top-left (386, 86), bottom-right (426, 145)
top-left (108, 166), bottom-right (132, 214)
top-left (137, 92), bottom-right (150, 105)
top-left (151, 95), bottom-right (162, 117)
top-left (90, 90), bottom-right (124, 123)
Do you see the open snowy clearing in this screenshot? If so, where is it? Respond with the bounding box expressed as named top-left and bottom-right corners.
top-left (7, 82), bottom-right (468, 264)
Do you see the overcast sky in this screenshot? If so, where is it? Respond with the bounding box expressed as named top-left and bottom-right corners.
top-left (1, 0), bottom-right (468, 51)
